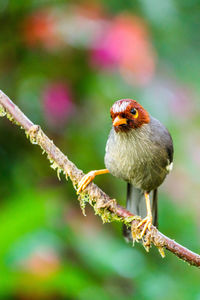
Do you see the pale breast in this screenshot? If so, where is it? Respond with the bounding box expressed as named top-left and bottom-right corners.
top-left (104, 121), bottom-right (171, 191)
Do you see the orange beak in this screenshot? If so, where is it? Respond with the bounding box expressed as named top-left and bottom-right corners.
top-left (113, 115), bottom-right (127, 127)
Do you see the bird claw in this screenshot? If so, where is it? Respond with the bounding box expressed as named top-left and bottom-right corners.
top-left (77, 171), bottom-right (96, 193)
top-left (137, 216), bottom-right (152, 239)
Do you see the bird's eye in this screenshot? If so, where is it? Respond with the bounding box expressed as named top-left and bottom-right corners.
top-left (130, 108), bottom-right (136, 115)
top-left (130, 108), bottom-right (138, 118)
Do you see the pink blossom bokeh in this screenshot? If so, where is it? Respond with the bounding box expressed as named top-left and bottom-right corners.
top-left (43, 82), bottom-right (73, 128)
top-left (22, 7), bottom-right (156, 87)
top-left (91, 14), bottom-right (156, 86)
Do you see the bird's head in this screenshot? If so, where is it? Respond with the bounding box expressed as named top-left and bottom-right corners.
top-left (110, 99), bottom-right (150, 132)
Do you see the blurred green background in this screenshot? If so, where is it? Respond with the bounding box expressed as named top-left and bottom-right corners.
top-left (0, 1), bottom-right (200, 299)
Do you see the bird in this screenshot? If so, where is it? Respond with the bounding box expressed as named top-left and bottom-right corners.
top-left (77, 99), bottom-right (174, 239)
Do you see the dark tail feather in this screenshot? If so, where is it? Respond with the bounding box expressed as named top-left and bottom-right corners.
top-left (123, 184), bottom-right (158, 241)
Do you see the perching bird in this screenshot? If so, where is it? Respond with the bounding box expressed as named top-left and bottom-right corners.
top-left (78, 99), bottom-right (173, 239)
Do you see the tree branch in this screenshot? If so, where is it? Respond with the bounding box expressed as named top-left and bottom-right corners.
top-left (0, 90), bottom-right (199, 268)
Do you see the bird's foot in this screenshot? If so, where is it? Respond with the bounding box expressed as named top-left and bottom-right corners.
top-left (77, 169), bottom-right (109, 193)
top-left (77, 171), bottom-right (96, 193)
top-left (137, 215), bottom-right (152, 239)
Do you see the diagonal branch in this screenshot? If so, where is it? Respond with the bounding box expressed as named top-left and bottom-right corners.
top-left (0, 90), bottom-right (199, 268)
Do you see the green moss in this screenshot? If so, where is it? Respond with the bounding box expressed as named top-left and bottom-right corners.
top-left (6, 113), bottom-right (20, 126)
top-left (50, 161), bottom-right (62, 181)
top-left (0, 106), bottom-right (20, 126)
top-left (28, 132), bottom-right (38, 144)
top-left (0, 105), bottom-right (6, 117)
top-left (78, 192), bottom-right (90, 216)
top-left (77, 190), bottom-right (139, 229)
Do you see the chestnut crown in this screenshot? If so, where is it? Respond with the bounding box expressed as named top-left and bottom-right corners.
top-left (110, 99), bottom-right (150, 131)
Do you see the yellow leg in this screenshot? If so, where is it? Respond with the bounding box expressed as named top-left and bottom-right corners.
top-left (77, 169), bottom-right (109, 193)
top-left (137, 192), bottom-right (153, 238)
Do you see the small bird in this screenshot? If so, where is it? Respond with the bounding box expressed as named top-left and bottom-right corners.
top-left (78, 99), bottom-right (173, 239)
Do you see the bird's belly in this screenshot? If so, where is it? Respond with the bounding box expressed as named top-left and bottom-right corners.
top-left (105, 137), bottom-right (167, 191)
